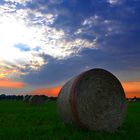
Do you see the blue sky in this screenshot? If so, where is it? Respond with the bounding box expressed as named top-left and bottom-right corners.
top-left (0, 0), bottom-right (140, 95)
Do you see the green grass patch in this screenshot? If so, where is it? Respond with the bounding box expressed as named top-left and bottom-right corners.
top-left (0, 100), bottom-right (139, 140)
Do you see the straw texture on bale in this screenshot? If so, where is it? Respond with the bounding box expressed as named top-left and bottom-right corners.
top-left (29, 95), bottom-right (47, 105)
top-left (57, 68), bottom-right (127, 132)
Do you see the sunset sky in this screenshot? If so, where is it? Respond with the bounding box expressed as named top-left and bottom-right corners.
top-left (0, 0), bottom-right (139, 97)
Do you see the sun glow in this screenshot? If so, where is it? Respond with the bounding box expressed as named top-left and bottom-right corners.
top-left (0, 8), bottom-right (47, 75)
top-left (32, 85), bottom-right (62, 97)
top-left (0, 14), bottom-right (39, 61)
top-left (0, 78), bottom-right (25, 88)
top-left (0, 67), bottom-right (17, 78)
top-left (122, 81), bottom-right (140, 98)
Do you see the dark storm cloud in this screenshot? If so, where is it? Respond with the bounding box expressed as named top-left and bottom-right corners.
top-left (21, 0), bottom-right (140, 86)
top-left (22, 47), bottom-right (140, 86)
top-left (43, 0), bottom-right (140, 55)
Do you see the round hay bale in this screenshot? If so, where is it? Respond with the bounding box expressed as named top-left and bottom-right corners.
top-left (57, 68), bottom-right (127, 132)
top-left (29, 95), bottom-right (47, 105)
top-left (23, 95), bottom-right (32, 103)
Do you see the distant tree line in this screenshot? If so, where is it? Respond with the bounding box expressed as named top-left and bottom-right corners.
top-left (0, 94), bottom-right (23, 100)
top-left (1, 94), bottom-right (139, 102)
top-left (127, 97), bottom-right (140, 102)
top-left (0, 94), bottom-right (57, 101)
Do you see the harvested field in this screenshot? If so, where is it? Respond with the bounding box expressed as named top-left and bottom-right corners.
top-left (0, 100), bottom-right (139, 140)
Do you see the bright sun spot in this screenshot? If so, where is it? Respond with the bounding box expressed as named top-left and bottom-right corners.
top-left (0, 7), bottom-right (46, 74)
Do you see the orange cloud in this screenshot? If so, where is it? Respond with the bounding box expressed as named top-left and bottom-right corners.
top-left (122, 81), bottom-right (140, 98)
top-left (32, 85), bottom-right (62, 97)
top-left (0, 78), bottom-right (25, 88)
top-left (0, 66), bottom-right (17, 78)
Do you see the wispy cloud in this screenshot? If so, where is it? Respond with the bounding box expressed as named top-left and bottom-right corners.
top-left (4, 0), bottom-right (31, 4)
top-left (107, 0), bottom-right (124, 5)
